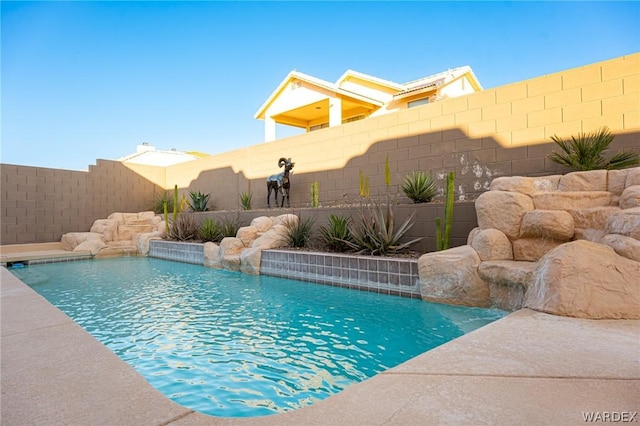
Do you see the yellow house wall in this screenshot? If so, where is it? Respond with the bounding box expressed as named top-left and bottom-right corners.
top-left (1, 53), bottom-right (638, 243)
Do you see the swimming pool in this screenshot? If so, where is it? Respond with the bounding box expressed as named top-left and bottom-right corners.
top-left (12, 257), bottom-right (505, 418)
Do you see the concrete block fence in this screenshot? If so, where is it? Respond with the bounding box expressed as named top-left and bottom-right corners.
top-left (2, 53), bottom-right (639, 244)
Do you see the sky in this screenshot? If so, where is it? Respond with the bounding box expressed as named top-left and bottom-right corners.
top-left (1, 1), bottom-right (639, 171)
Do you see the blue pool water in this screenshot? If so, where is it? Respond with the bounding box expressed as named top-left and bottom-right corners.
top-left (12, 257), bottom-right (505, 418)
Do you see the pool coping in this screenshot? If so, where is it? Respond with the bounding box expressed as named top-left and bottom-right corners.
top-left (2, 264), bottom-right (639, 424)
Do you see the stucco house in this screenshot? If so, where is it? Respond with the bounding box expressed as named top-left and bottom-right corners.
top-left (255, 66), bottom-right (482, 142)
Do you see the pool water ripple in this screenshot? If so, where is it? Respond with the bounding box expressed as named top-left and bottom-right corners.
top-left (12, 257), bottom-right (505, 418)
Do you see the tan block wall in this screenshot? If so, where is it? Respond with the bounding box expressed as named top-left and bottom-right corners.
top-left (2, 53), bottom-right (639, 244)
top-left (1, 161), bottom-right (164, 244)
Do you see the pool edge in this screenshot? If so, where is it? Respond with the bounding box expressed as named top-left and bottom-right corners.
top-left (2, 266), bottom-right (639, 425)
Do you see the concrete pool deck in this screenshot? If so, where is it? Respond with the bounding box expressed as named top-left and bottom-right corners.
top-left (2, 266), bottom-right (639, 425)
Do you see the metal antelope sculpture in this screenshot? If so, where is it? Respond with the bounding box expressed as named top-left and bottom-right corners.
top-left (266, 157), bottom-right (294, 208)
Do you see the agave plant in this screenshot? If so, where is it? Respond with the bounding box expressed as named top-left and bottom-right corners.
top-left (402, 171), bottom-right (438, 203)
top-left (345, 196), bottom-right (422, 256)
top-left (319, 214), bottom-right (353, 252)
top-left (239, 191), bottom-right (252, 211)
top-left (188, 190), bottom-right (210, 212)
top-left (548, 127), bottom-right (639, 171)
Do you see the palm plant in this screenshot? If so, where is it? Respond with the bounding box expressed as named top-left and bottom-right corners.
top-left (548, 127), bottom-right (639, 171)
top-left (402, 171), bottom-right (438, 203)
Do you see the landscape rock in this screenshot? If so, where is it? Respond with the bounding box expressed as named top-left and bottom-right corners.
top-left (532, 191), bottom-right (612, 210)
top-left (470, 229), bottom-right (513, 261)
top-left (478, 260), bottom-right (535, 311)
top-left (203, 242), bottom-right (221, 268)
top-left (519, 210), bottom-right (574, 240)
top-left (251, 216), bottom-right (274, 232)
top-left (61, 232), bottom-right (104, 251)
top-left (90, 219), bottom-right (119, 242)
top-left (605, 207), bottom-right (640, 239)
top-left (135, 232), bottom-right (163, 256)
top-left (608, 169), bottom-right (630, 195)
top-left (419, 245), bottom-right (489, 307)
top-left (237, 226), bottom-right (259, 246)
top-left (558, 170), bottom-right (607, 192)
top-left (619, 185), bottom-right (640, 209)
top-left (489, 175), bottom-right (560, 195)
top-left (74, 238), bottom-right (107, 255)
top-left (240, 247), bottom-right (262, 275)
top-left (566, 206), bottom-right (620, 230)
top-left (626, 167), bottom-right (640, 187)
top-left (475, 191), bottom-right (534, 240)
top-left (512, 238), bottom-right (564, 261)
top-left (601, 234), bottom-right (640, 262)
top-left (525, 240), bottom-right (640, 319)
top-left (251, 225), bottom-right (288, 249)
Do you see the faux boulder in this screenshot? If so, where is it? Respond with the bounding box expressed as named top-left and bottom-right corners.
top-left (419, 245), bottom-right (489, 307)
top-left (524, 240), bottom-right (640, 319)
top-left (475, 191), bottom-right (534, 240)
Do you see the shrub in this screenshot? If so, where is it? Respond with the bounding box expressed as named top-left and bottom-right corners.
top-left (319, 214), bottom-right (353, 252)
top-left (199, 217), bottom-right (221, 242)
top-left (149, 191), bottom-right (174, 214)
top-left (188, 190), bottom-right (210, 212)
top-left (284, 215), bottom-right (315, 248)
top-left (240, 191), bottom-right (252, 211)
top-left (219, 216), bottom-right (241, 238)
top-left (548, 126), bottom-right (639, 171)
top-left (346, 196), bottom-right (422, 256)
top-left (168, 212), bottom-right (199, 241)
top-left (402, 171), bottom-right (437, 203)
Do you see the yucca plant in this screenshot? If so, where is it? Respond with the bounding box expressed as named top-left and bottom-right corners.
top-left (199, 217), bottom-right (222, 242)
top-left (168, 212), bottom-right (199, 241)
top-left (319, 214), bottom-right (353, 252)
top-left (402, 171), bottom-right (438, 203)
top-left (345, 196), bottom-right (422, 256)
top-left (219, 216), bottom-right (241, 238)
top-left (284, 215), bottom-right (315, 248)
top-left (239, 191), bottom-right (252, 211)
top-left (188, 190), bottom-right (210, 212)
top-left (548, 127), bottom-right (639, 171)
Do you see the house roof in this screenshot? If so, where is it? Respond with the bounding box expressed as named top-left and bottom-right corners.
top-left (254, 70), bottom-right (384, 120)
top-left (255, 66), bottom-right (482, 120)
top-left (117, 144), bottom-right (203, 167)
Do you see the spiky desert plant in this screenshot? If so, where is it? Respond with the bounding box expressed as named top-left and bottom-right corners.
top-left (168, 212), bottom-right (199, 241)
top-left (240, 191), bottom-right (252, 211)
top-left (384, 154), bottom-right (392, 189)
top-left (402, 171), bottom-right (438, 203)
top-left (548, 127), bottom-right (639, 171)
top-left (319, 214), bottom-right (353, 252)
top-left (435, 171), bottom-right (455, 251)
top-left (198, 217), bottom-right (222, 242)
top-left (346, 195), bottom-right (422, 256)
top-left (188, 190), bottom-right (210, 212)
top-left (284, 215), bottom-right (315, 248)
top-left (219, 216), bottom-right (241, 238)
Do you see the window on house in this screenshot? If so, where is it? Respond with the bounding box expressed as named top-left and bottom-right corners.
top-left (408, 98), bottom-right (430, 108)
top-left (342, 114), bottom-right (365, 124)
top-left (309, 123), bottom-right (329, 131)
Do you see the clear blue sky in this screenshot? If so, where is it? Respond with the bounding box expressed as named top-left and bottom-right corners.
top-left (2, 1), bottom-right (639, 171)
